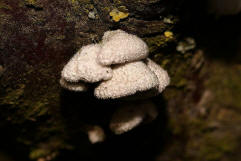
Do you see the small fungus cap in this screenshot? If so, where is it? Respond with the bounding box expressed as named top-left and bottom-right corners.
top-left (145, 58), bottom-right (170, 93)
top-left (94, 61), bottom-right (159, 99)
top-left (59, 78), bottom-right (88, 92)
top-left (61, 44), bottom-right (113, 83)
top-left (87, 126), bottom-right (105, 144)
top-left (98, 30), bottom-right (149, 65)
top-left (110, 100), bottom-right (158, 134)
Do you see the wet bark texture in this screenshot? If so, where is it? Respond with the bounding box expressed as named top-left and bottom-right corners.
top-left (0, 0), bottom-right (241, 161)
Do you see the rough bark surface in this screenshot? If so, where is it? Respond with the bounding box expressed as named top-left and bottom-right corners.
top-left (0, 0), bottom-right (241, 161)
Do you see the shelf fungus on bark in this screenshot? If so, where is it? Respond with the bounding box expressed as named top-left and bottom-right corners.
top-left (60, 29), bottom-right (170, 141)
top-left (145, 58), bottom-right (170, 93)
top-left (98, 29), bottom-right (149, 66)
top-left (60, 44), bottom-right (113, 91)
top-left (94, 61), bottom-right (159, 99)
top-left (110, 100), bottom-right (158, 135)
top-left (59, 78), bottom-right (88, 92)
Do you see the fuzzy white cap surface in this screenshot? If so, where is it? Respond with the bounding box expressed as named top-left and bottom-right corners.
top-left (98, 30), bottom-right (149, 65)
top-left (145, 58), bottom-right (170, 93)
top-left (101, 29), bottom-right (125, 43)
top-left (110, 100), bottom-right (158, 134)
top-left (61, 44), bottom-right (113, 83)
top-left (59, 78), bottom-right (88, 92)
top-left (94, 61), bottom-right (159, 99)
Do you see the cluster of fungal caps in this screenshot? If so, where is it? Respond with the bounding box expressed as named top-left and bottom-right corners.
top-left (60, 29), bottom-right (170, 143)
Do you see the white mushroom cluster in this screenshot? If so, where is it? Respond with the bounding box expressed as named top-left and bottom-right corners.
top-left (60, 29), bottom-right (170, 141)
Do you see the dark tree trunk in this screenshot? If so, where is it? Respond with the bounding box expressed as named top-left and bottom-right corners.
top-left (0, 0), bottom-right (241, 161)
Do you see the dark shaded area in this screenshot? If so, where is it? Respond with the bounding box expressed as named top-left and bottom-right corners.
top-left (178, 0), bottom-right (241, 62)
top-left (0, 124), bottom-right (30, 161)
top-left (59, 87), bottom-right (169, 161)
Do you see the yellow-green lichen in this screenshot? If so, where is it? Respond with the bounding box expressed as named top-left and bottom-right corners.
top-left (164, 31), bottom-right (174, 39)
top-left (144, 35), bottom-right (167, 52)
top-left (154, 53), bottom-right (191, 88)
top-left (117, 5), bottom-right (128, 12)
top-left (144, 33), bottom-right (175, 52)
top-left (25, 0), bottom-right (36, 5)
top-left (113, 0), bottom-right (122, 4)
top-left (29, 148), bottom-right (50, 160)
top-left (69, 0), bottom-right (90, 4)
top-left (109, 8), bottom-right (129, 22)
top-left (103, 6), bottom-right (111, 12)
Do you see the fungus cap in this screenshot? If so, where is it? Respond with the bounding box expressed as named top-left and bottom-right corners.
top-left (94, 61), bottom-right (159, 99)
top-left (98, 30), bottom-right (149, 65)
top-left (101, 29), bottom-right (125, 43)
top-left (59, 78), bottom-right (88, 92)
top-left (145, 58), bottom-right (170, 93)
top-left (61, 44), bottom-right (113, 83)
top-left (87, 126), bottom-right (105, 144)
top-left (110, 100), bottom-right (158, 134)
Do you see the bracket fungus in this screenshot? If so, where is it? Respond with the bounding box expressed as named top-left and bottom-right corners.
top-left (59, 78), bottom-right (88, 92)
top-left (98, 29), bottom-right (149, 65)
top-left (110, 100), bottom-right (158, 135)
top-left (94, 61), bottom-right (159, 99)
top-left (61, 44), bottom-right (113, 83)
top-left (60, 29), bottom-right (170, 141)
top-left (145, 58), bottom-right (170, 93)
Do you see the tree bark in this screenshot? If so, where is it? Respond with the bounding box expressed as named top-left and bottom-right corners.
top-left (0, 0), bottom-right (241, 161)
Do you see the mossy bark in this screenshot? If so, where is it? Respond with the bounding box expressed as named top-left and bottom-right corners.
top-left (0, 0), bottom-right (241, 161)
